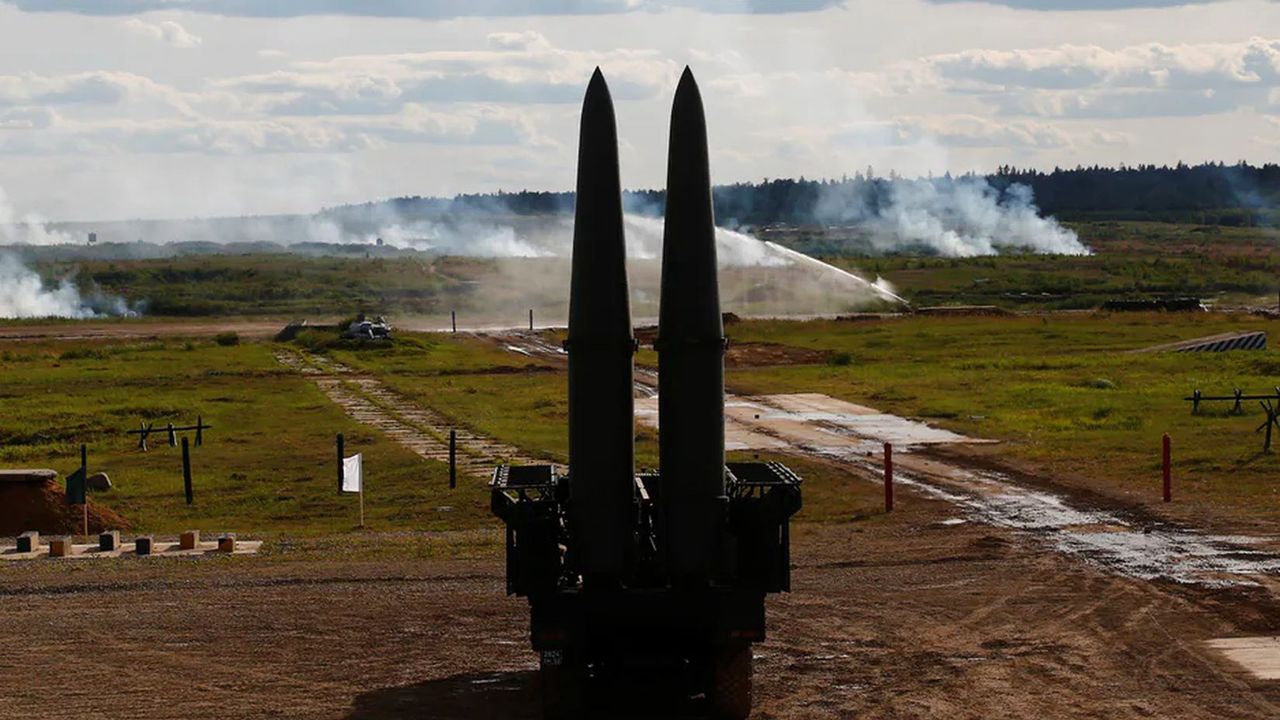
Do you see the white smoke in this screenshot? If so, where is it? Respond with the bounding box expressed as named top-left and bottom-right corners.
top-left (0, 254), bottom-right (110, 319)
top-left (818, 177), bottom-right (1089, 257)
top-left (0, 186), bottom-right (139, 319)
top-left (0, 186), bottom-right (73, 246)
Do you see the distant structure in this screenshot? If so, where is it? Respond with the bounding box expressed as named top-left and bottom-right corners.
top-left (1135, 331), bottom-right (1267, 354)
top-left (375, 237), bottom-right (384, 247)
top-left (1103, 297), bottom-right (1207, 312)
top-left (342, 314), bottom-right (391, 341)
top-left (87, 232), bottom-right (97, 245)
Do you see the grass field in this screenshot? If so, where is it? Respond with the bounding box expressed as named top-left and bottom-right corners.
top-left (0, 338), bottom-right (484, 538)
top-left (23, 220), bottom-right (1280, 317)
top-left (324, 312), bottom-right (1280, 531)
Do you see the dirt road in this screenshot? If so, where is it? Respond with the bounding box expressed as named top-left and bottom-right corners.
top-left (2, 503), bottom-right (1278, 719)
top-left (275, 349), bottom-right (543, 475)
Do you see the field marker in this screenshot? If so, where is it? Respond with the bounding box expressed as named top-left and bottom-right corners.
top-left (884, 442), bottom-right (894, 512)
top-left (1162, 433), bottom-right (1172, 503)
top-left (182, 437), bottom-right (194, 505)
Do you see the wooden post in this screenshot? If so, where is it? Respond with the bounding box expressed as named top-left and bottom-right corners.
top-left (451, 310), bottom-right (457, 333)
top-left (1191, 390), bottom-right (1202, 415)
top-left (182, 437), bottom-right (193, 505)
top-left (359, 462), bottom-right (365, 529)
top-left (195, 416), bottom-right (204, 447)
top-left (337, 433), bottom-right (345, 492)
top-left (449, 430), bottom-right (457, 489)
top-left (168, 422), bottom-right (177, 447)
top-left (80, 444), bottom-right (88, 537)
top-left (883, 442), bottom-right (894, 512)
top-left (529, 308), bottom-right (534, 331)
top-left (1162, 433), bottom-right (1171, 503)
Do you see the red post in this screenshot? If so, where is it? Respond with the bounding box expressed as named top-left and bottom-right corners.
top-left (884, 442), bottom-right (894, 512)
top-left (1162, 433), bottom-right (1171, 503)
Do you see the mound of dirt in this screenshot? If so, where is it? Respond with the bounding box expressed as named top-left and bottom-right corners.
top-left (725, 341), bottom-right (829, 367)
top-left (0, 481), bottom-right (129, 537)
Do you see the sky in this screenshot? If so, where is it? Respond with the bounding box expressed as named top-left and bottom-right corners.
top-left (0, 0), bottom-right (1276, 221)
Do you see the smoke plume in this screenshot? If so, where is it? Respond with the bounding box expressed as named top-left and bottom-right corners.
top-left (813, 176), bottom-right (1089, 257)
top-left (0, 187), bottom-right (139, 319)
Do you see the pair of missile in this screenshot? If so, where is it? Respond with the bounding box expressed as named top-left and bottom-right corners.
top-left (567, 68), bottom-right (725, 585)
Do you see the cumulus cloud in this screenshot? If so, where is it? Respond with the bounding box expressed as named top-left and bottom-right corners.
top-left (926, 0), bottom-right (1226, 8)
top-left (221, 33), bottom-right (678, 114)
top-left (0, 70), bottom-right (190, 110)
top-left (2, 0), bottom-right (844, 16)
top-left (923, 37), bottom-right (1280, 117)
top-left (123, 18), bottom-right (202, 48)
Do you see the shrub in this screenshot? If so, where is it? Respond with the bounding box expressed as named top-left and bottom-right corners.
top-left (214, 332), bottom-right (240, 347)
top-left (828, 352), bottom-right (854, 366)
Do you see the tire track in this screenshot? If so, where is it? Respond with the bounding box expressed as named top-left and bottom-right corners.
top-left (275, 349), bottom-right (542, 477)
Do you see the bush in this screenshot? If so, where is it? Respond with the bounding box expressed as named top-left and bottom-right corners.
top-left (828, 352), bottom-right (854, 366)
top-left (214, 332), bottom-right (240, 347)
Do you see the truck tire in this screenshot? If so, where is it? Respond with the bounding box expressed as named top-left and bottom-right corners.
top-left (709, 642), bottom-right (752, 720)
top-left (540, 650), bottom-right (585, 720)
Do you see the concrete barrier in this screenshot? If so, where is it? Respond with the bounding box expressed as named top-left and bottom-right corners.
top-left (135, 536), bottom-right (153, 556)
top-left (99, 531), bottom-right (120, 552)
top-left (179, 530), bottom-right (200, 550)
top-left (48, 536), bottom-right (73, 558)
top-left (16, 531), bottom-right (39, 553)
top-left (217, 534), bottom-right (237, 553)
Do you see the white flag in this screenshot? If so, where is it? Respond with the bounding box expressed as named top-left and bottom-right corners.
top-left (342, 453), bottom-right (363, 493)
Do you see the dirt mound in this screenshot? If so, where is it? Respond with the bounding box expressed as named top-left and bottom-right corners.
top-left (726, 341), bottom-right (829, 367)
top-left (0, 481), bottom-right (129, 536)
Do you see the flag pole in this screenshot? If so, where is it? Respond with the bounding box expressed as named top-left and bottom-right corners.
top-left (358, 474), bottom-right (365, 528)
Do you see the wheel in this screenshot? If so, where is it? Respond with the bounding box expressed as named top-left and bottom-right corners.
top-left (709, 642), bottom-right (752, 720)
top-left (540, 649), bottom-right (585, 720)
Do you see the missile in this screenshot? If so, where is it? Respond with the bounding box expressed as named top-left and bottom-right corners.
top-left (657, 68), bottom-right (726, 583)
top-left (567, 69), bottom-right (637, 581)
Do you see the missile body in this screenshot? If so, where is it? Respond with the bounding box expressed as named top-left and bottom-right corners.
top-left (567, 69), bottom-right (637, 580)
top-left (657, 69), bottom-right (726, 583)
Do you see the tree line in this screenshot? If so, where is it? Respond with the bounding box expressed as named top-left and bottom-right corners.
top-left (323, 161), bottom-right (1280, 227)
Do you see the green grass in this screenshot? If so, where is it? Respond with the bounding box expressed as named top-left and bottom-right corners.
top-left (722, 313), bottom-right (1280, 526)
top-left (0, 338), bottom-right (488, 537)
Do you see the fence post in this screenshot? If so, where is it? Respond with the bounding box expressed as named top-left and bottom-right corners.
top-left (884, 442), bottom-right (894, 512)
top-left (196, 416), bottom-right (204, 447)
top-left (449, 430), bottom-right (457, 489)
top-left (529, 308), bottom-right (534, 331)
top-left (182, 437), bottom-right (194, 505)
top-left (451, 310), bottom-right (457, 333)
top-left (337, 433), bottom-right (345, 492)
top-left (1162, 433), bottom-right (1171, 503)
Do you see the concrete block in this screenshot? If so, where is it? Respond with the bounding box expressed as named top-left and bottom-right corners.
top-left (217, 534), bottom-right (237, 553)
top-left (87, 472), bottom-right (112, 491)
top-left (16, 531), bottom-right (39, 553)
top-left (48, 536), bottom-right (73, 558)
top-left (134, 536), bottom-right (153, 556)
top-left (99, 530), bottom-right (120, 552)
top-left (179, 530), bottom-right (200, 550)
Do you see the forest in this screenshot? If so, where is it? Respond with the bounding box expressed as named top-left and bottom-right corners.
top-left (323, 161), bottom-right (1280, 228)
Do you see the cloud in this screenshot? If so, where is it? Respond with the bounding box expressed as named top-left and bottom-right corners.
top-left (0, 106), bottom-right (56, 129)
top-left (2, 0), bottom-right (844, 17)
top-left (123, 18), bottom-right (202, 48)
top-left (0, 70), bottom-right (189, 109)
top-left (923, 37), bottom-right (1280, 117)
top-left (0, 105), bottom-right (540, 156)
top-left (221, 33), bottom-right (678, 113)
top-left (925, 0), bottom-right (1227, 8)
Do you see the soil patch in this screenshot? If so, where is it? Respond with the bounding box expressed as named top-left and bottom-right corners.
top-left (0, 480), bottom-right (128, 536)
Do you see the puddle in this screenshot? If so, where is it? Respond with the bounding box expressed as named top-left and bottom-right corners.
top-left (826, 450), bottom-right (1280, 588)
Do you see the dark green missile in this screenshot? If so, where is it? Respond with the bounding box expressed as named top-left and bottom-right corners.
top-left (567, 68), bottom-right (636, 580)
top-left (657, 68), bottom-right (726, 583)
